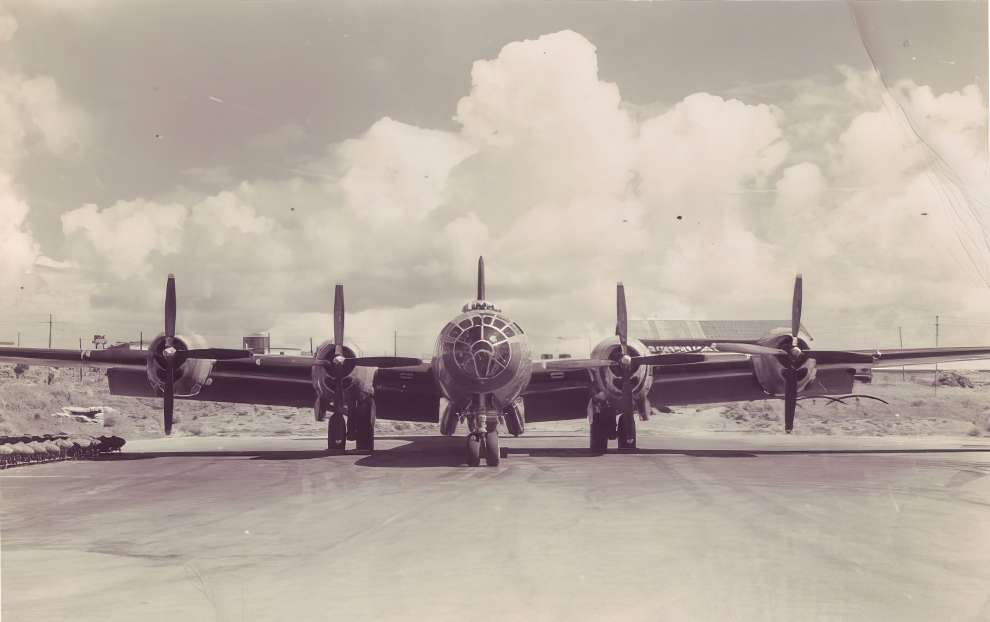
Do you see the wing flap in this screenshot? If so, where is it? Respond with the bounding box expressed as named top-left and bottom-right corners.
top-left (108, 367), bottom-right (315, 407)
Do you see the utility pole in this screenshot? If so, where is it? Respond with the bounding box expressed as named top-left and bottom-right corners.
top-left (309, 337), bottom-right (314, 355)
top-left (266, 332), bottom-right (271, 354)
top-left (394, 329), bottom-right (398, 356)
top-left (48, 313), bottom-right (53, 349)
top-left (79, 337), bottom-right (83, 381)
top-left (139, 331), bottom-right (143, 350)
top-left (16, 331), bottom-right (20, 347)
top-left (898, 326), bottom-right (904, 381)
top-left (934, 315), bottom-right (940, 395)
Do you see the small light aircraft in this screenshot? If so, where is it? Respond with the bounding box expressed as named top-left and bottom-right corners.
top-left (3, 258), bottom-right (990, 466)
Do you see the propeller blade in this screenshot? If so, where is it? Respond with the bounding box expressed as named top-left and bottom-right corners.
top-left (616, 282), bottom-right (628, 353)
top-left (165, 273), bottom-right (176, 340)
top-left (629, 353), bottom-right (707, 366)
top-left (335, 374), bottom-right (346, 416)
top-left (791, 273), bottom-right (803, 346)
top-left (333, 283), bottom-right (344, 357)
top-left (784, 371), bottom-right (797, 433)
top-left (163, 365), bottom-right (175, 435)
top-left (178, 348), bottom-right (253, 362)
top-left (805, 350), bottom-right (876, 365)
top-left (620, 368), bottom-right (635, 444)
top-left (349, 356), bottom-right (422, 368)
top-left (712, 342), bottom-right (787, 356)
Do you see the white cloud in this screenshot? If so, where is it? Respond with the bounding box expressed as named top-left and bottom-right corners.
top-left (61, 199), bottom-right (189, 279)
top-left (0, 173), bottom-right (37, 291)
top-left (19, 30), bottom-right (990, 352)
top-left (336, 117), bottom-right (475, 226)
top-left (0, 47), bottom-right (86, 304)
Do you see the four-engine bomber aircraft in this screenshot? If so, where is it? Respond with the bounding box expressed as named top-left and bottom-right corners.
top-left (4, 257), bottom-right (990, 466)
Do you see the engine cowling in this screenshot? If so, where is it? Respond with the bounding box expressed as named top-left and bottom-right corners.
top-left (589, 336), bottom-right (653, 412)
top-left (146, 334), bottom-right (214, 397)
top-left (503, 398), bottom-right (525, 436)
top-left (750, 334), bottom-right (818, 395)
top-left (310, 340), bottom-right (374, 417)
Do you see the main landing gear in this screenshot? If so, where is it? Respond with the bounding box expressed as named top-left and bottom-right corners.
top-left (589, 405), bottom-right (616, 455)
top-left (322, 399), bottom-right (375, 453)
top-left (590, 396), bottom-right (647, 453)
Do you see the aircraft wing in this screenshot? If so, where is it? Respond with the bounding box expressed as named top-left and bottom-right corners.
top-left (0, 346), bottom-right (148, 368)
top-left (373, 363), bottom-right (442, 422)
top-left (813, 347), bottom-right (990, 369)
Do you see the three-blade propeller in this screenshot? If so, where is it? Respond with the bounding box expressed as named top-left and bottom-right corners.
top-left (313, 283), bottom-right (419, 419)
top-left (158, 274), bottom-right (252, 435)
top-left (712, 274), bottom-right (875, 432)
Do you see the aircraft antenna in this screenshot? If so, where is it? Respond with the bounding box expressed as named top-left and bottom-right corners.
top-left (477, 256), bottom-right (485, 300)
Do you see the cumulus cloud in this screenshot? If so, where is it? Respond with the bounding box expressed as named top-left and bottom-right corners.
top-left (24, 29), bottom-right (990, 352)
top-left (61, 199), bottom-right (188, 279)
top-left (336, 117), bottom-right (475, 226)
top-left (0, 173), bottom-right (37, 290)
top-left (0, 25), bottom-right (86, 305)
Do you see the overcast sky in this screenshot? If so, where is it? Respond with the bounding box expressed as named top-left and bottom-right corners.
top-left (0, 0), bottom-right (987, 356)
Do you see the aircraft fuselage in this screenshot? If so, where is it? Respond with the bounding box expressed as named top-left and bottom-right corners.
top-left (432, 300), bottom-right (532, 416)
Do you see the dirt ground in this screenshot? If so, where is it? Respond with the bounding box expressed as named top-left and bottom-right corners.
top-left (1, 365), bottom-right (988, 440)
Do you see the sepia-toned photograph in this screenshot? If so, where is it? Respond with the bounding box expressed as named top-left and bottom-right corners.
top-left (1, 1), bottom-right (988, 620)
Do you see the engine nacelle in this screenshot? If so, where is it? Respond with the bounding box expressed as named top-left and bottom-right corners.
top-left (310, 339), bottom-right (374, 414)
top-left (146, 334), bottom-right (214, 397)
top-left (750, 334), bottom-right (818, 395)
top-left (503, 398), bottom-right (525, 436)
top-left (589, 336), bottom-right (653, 413)
top-left (438, 397), bottom-right (459, 436)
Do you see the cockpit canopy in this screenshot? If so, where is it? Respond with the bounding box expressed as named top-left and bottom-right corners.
top-left (443, 312), bottom-right (524, 380)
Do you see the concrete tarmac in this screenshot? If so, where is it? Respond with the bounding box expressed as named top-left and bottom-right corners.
top-left (3, 431), bottom-right (990, 622)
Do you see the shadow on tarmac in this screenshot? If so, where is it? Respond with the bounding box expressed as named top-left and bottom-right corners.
top-left (103, 434), bottom-right (990, 468)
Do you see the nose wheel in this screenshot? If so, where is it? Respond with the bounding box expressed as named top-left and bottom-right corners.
top-left (465, 424), bottom-right (500, 467)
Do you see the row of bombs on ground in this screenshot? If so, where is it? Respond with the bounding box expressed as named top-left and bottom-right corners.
top-left (0, 434), bottom-right (126, 468)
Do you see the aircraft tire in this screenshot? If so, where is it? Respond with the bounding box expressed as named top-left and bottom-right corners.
top-left (602, 405), bottom-right (618, 440)
top-left (353, 403), bottom-right (375, 452)
top-left (590, 415), bottom-right (609, 454)
top-left (484, 430), bottom-right (500, 466)
top-left (466, 433), bottom-right (481, 467)
top-left (327, 414), bottom-right (347, 453)
top-left (616, 415), bottom-right (637, 450)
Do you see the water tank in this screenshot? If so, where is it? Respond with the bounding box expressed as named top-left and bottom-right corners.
top-left (242, 333), bottom-right (269, 354)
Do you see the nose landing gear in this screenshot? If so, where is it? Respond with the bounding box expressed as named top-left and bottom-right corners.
top-left (465, 420), bottom-right (500, 467)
